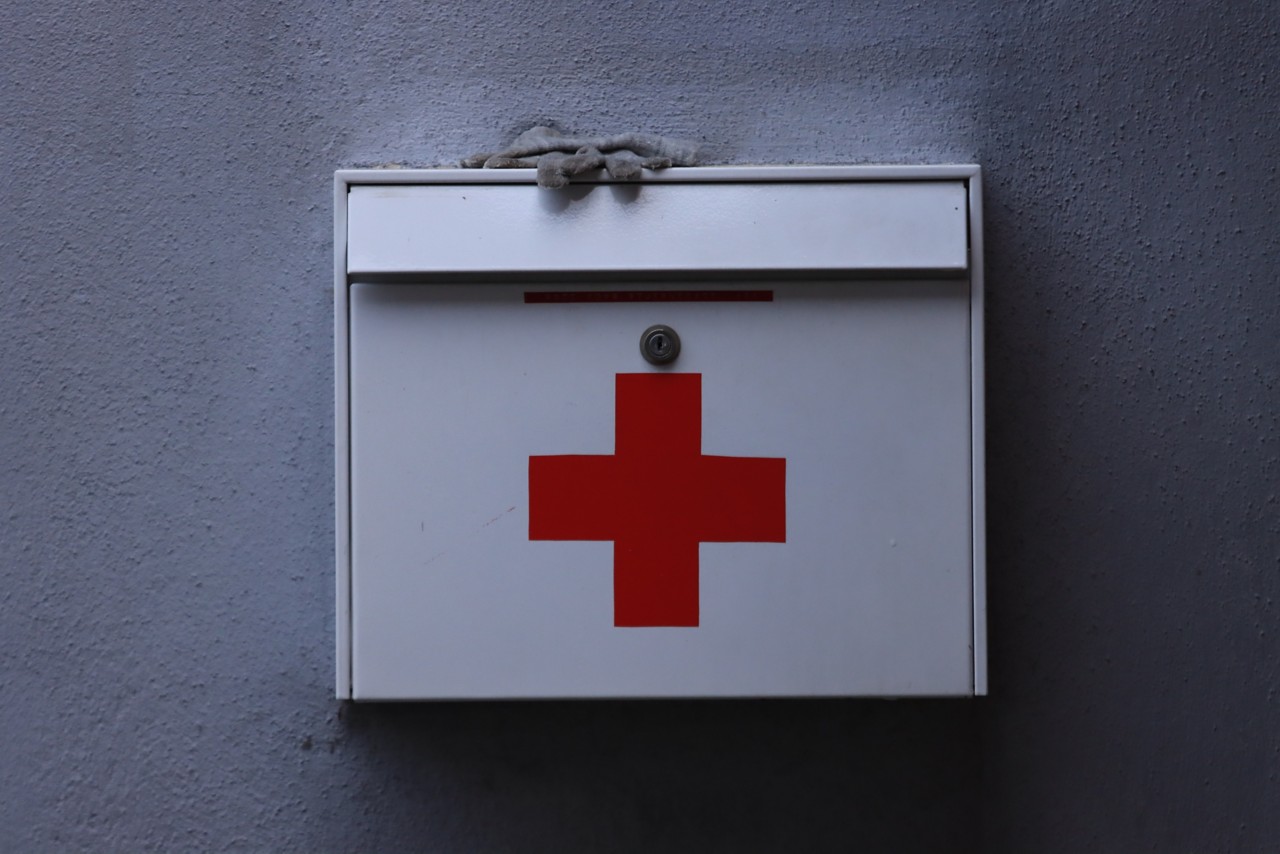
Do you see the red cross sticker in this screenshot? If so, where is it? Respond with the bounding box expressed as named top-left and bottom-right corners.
top-left (529, 373), bottom-right (786, 627)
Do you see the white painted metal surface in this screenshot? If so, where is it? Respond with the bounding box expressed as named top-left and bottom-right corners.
top-left (347, 180), bottom-right (968, 276)
top-left (334, 166), bottom-right (986, 700)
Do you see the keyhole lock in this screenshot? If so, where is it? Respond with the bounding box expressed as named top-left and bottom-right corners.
top-left (640, 324), bottom-right (681, 365)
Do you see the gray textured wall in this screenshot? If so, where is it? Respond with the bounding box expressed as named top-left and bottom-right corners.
top-left (2, 1), bottom-right (1276, 851)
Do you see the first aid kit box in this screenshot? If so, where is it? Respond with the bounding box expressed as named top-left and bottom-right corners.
top-left (334, 166), bottom-right (986, 700)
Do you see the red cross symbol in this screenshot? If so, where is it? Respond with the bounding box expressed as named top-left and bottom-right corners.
top-left (529, 373), bottom-right (786, 627)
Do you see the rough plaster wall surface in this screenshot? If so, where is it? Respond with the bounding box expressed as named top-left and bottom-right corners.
top-left (0, 0), bottom-right (1276, 851)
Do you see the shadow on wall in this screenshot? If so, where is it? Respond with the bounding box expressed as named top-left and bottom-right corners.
top-left (334, 698), bottom-right (981, 852)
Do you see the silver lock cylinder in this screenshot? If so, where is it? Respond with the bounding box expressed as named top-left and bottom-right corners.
top-left (640, 325), bottom-right (681, 365)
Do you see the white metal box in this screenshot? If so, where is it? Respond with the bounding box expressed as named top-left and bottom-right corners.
top-left (335, 166), bottom-right (986, 700)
